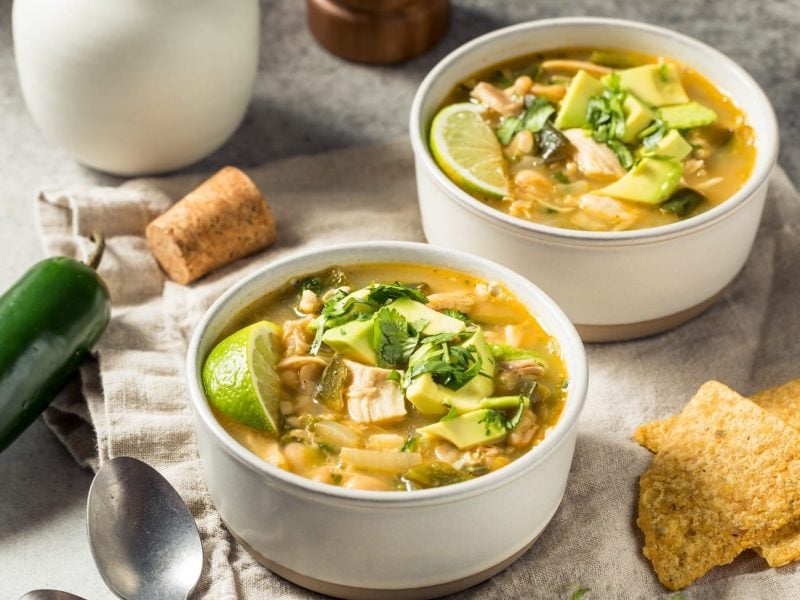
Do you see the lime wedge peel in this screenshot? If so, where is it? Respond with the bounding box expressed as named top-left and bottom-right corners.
top-left (429, 102), bottom-right (510, 199)
top-left (202, 321), bottom-right (283, 434)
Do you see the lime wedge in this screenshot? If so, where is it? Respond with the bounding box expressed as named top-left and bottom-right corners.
top-left (202, 321), bottom-right (283, 434)
top-left (429, 102), bottom-right (510, 199)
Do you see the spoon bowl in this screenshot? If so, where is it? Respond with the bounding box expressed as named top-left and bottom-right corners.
top-left (87, 457), bottom-right (203, 600)
top-left (20, 591), bottom-right (86, 600)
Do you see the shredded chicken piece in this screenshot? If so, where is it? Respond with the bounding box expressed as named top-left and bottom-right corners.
top-left (576, 194), bottom-right (640, 231)
top-left (684, 158), bottom-right (705, 175)
top-left (496, 358), bottom-right (545, 394)
top-left (282, 316), bottom-right (314, 357)
top-left (499, 358), bottom-right (546, 378)
top-left (530, 83), bottom-right (567, 102)
top-left (562, 129), bottom-right (624, 181)
top-left (470, 82), bottom-right (522, 116)
top-left (426, 292), bottom-right (476, 314)
top-left (344, 360), bottom-right (407, 424)
top-left (540, 59), bottom-right (612, 77)
top-left (508, 409), bottom-right (538, 448)
top-left (298, 289), bottom-right (321, 314)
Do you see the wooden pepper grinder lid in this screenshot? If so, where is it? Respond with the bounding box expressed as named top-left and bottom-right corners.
top-left (307, 0), bottom-right (450, 64)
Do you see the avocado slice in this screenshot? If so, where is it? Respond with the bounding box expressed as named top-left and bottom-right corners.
top-left (406, 329), bottom-right (496, 416)
top-left (418, 409), bottom-right (507, 449)
top-left (609, 64), bottom-right (688, 107)
top-left (321, 316), bottom-right (377, 365)
top-left (596, 157), bottom-right (683, 204)
top-left (554, 70), bottom-right (605, 129)
top-left (449, 394), bottom-right (530, 415)
top-left (658, 101), bottom-right (718, 129)
top-left (389, 297), bottom-right (465, 335)
top-left (621, 95), bottom-right (654, 143)
top-left (655, 129), bottom-right (693, 161)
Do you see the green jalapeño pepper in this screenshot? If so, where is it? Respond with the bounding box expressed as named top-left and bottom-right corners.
top-left (0, 233), bottom-right (110, 452)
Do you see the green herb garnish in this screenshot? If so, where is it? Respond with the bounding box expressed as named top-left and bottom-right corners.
top-left (661, 188), bottom-right (705, 217)
top-left (366, 282), bottom-right (428, 305)
top-left (372, 307), bottom-right (420, 368)
top-left (442, 309), bottom-right (472, 325)
top-left (404, 343), bottom-right (484, 391)
top-left (553, 171), bottom-right (570, 184)
top-left (496, 97), bottom-right (556, 145)
top-left (400, 434), bottom-right (418, 452)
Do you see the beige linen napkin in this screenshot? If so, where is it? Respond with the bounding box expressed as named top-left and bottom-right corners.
top-left (37, 138), bottom-right (800, 599)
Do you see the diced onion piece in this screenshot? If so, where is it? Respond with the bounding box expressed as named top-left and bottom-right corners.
top-left (366, 433), bottom-right (406, 450)
top-left (340, 448), bottom-right (422, 473)
top-left (315, 421), bottom-right (361, 449)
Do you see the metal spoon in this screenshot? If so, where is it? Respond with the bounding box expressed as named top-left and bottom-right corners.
top-left (19, 591), bottom-right (86, 600)
top-left (87, 457), bottom-right (203, 600)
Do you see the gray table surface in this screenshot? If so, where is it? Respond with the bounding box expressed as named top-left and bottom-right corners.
top-left (1, 1), bottom-right (798, 598)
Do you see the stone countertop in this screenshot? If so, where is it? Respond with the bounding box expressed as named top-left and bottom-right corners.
top-left (1, 1), bottom-right (798, 598)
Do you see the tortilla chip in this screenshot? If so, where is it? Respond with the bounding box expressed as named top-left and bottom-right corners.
top-left (752, 378), bottom-right (800, 430)
top-left (758, 520), bottom-right (800, 567)
top-left (634, 378), bottom-right (800, 453)
top-left (637, 381), bottom-right (800, 590)
top-left (632, 415), bottom-right (677, 452)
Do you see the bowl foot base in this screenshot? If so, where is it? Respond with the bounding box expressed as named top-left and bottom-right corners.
top-left (576, 286), bottom-right (727, 343)
top-left (226, 523), bottom-right (537, 600)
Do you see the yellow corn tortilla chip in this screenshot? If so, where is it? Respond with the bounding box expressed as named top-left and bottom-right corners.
top-left (632, 415), bottom-right (678, 452)
top-left (758, 520), bottom-right (800, 567)
top-left (752, 378), bottom-right (800, 429)
top-left (637, 381), bottom-right (800, 590)
top-left (634, 378), bottom-right (800, 453)
top-left (634, 378), bottom-right (800, 570)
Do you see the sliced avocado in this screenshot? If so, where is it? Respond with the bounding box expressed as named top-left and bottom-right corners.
top-left (450, 394), bottom-right (530, 415)
top-left (655, 129), bottom-right (693, 161)
top-left (554, 70), bottom-right (605, 129)
top-left (406, 329), bottom-right (496, 416)
top-left (418, 409), bottom-right (507, 449)
top-left (389, 297), bottom-right (465, 335)
top-left (596, 157), bottom-right (683, 204)
top-left (610, 64), bottom-right (689, 107)
top-left (321, 316), bottom-right (377, 365)
top-left (658, 101), bottom-right (718, 129)
top-left (621, 95), bottom-right (654, 143)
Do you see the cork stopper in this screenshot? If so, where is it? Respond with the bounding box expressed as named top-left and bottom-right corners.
top-left (145, 167), bottom-right (276, 285)
top-left (307, 0), bottom-right (450, 64)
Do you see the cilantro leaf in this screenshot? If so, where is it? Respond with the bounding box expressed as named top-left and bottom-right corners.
top-left (367, 282), bottom-right (428, 305)
top-left (497, 116), bottom-right (523, 145)
top-left (372, 307), bottom-right (419, 368)
top-left (522, 96), bottom-right (556, 133)
top-left (442, 309), bottom-right (472, 325)
top-left (553, 171), bottom-right (570, 184)
top-left (400, 434), bottom-right (418, 452)
top-left (405, 343), bottom-right (483, 391)
top-left (295, 276), bottom-right (322, 295)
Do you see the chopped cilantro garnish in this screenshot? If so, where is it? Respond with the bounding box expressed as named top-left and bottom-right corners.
top-left (400, 434), bottom-right (418, 452)
top-left (403, 342), bottom-right (483, 391)
top-left (496, 96), bottom-right (556, 145)
top-left (553, 171), bottom-right (570, 184)
top-left (442, 309), bottom-right (472, 325)
top-left (295, 276), bottom-right (322, 295)
top-left (586, 89), bottom-right (636, 169)
top-left (367, 282), bottom-right (428, 305)
top-left (570, 587), bottom-right (590, 600)
top-left (372, 307), bottom-right (420, 368)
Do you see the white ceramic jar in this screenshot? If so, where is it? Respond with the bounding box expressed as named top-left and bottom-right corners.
top-left (13, 0), bottom-right (260, 176)
top-left (186, 242), bottom-right (589, 599)
top-left (410, 18), bottom-right (779, 342)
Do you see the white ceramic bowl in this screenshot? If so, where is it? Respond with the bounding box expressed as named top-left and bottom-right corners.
top-left (13, 0), bottom-right (259, 176)
top-left (186, 242), bottom-right (588, 599)
top-left (410, 17), bottom-right (779, 342)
